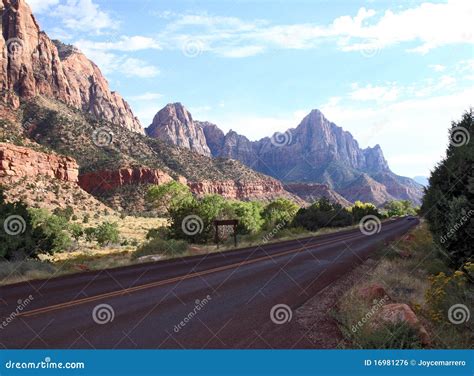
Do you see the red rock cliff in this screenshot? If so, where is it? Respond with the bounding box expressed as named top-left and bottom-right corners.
top-left (0, 0), bottom-right (143, 133)
top-left (78, 167), bottom-right (175, 194)
top-left (0, 142), bottom-right (78, 182)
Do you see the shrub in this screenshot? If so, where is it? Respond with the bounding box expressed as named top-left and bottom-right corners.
top-left (262, 199), bottom-right (299, 229)
top-left (230, 201), bottom-right (264, 234)
top-left (30, 209), bottom-right (72, 252)
top-left (384, 200), bottom-right (418, 217)
top-left (425, 266), bottom-right (472, 325)
top-left (350, 201), bottom-right (381, 223)
top-left (422, 109), bottom-right (473, 267)
top-left (133, 238), bottom-right (188, 259)
top-left (93, 222), bottom-right (120, 246)
top-left (53, 205), bottom-right (74, 221)
top-left (293, 198), bottom-right (352, 231)
top-left (353, 322), bottom-right (423, 349)
top-left (0, 190), bottom-right (56, 260)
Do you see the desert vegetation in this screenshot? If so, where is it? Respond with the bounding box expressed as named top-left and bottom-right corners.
top-left (335, 110), bottom-right (473, 349)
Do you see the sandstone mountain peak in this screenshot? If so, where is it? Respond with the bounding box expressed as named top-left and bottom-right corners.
top-left (146, 103), bottom-right (211, 157)
top-left (147, 105), bottom-right (423, 205)
top-left (0, 0), bottom-right (143, 133)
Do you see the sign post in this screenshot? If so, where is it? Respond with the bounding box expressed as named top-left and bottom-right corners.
top-left (213, 219), bottom-right (239, 248)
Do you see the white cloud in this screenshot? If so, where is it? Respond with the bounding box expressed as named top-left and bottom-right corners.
top-left (350, 83), bottom-right (399, 102)
top-left (51, 0), bottom-right (118, 34)
top-left (75, 36), bottom-right (161, 52)
top-left (155, 0), bottom-right (473, 57)
top-left (320, 87), bottom-right (474, 177)
top-left (429, 64), bottom-right (446, 72)
top-left (79, 49), bottom-right (159, 78)
top-left (27, 0), bottom-right (59, 14)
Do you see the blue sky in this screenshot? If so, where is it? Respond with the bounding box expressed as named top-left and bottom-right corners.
top-left (28, 0), bottom-right (473, 178)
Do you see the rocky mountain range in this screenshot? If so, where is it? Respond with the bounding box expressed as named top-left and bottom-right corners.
top-left (145, 103), bottom-right (424, 206)
top-left (0, 0), bottom-right (423, 213)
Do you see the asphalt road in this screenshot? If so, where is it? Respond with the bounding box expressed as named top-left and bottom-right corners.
top-left (0, 217), bottom-right (419, 349)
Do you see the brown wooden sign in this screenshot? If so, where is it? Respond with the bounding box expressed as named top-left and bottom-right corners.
top-left (213, 219), bottom-right (239, 247)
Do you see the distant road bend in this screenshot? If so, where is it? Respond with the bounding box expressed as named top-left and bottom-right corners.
top-left (0, 217), bottom-right (419, 349)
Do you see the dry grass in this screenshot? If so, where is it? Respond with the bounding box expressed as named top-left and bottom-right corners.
top-left (335, 221), bottom-right (472, 349)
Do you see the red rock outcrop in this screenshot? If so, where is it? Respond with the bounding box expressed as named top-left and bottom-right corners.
top-left (373, 303), bottom-right (431, 345)
top-left (0, 0), bottom-right (143, 133)
top-left (188, 179), bottom-right (295, 201)
top-left (0, 142), bottom-right (78, 182)
top-left (284, 183), bottom-right (351, 207)
top-left (78, 167), bottom-right (174, 194)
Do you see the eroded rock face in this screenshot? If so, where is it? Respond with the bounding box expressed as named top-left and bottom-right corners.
top-left (78, 167), bottom-right (174, 194)
top-left (146, 103), bottom-right (211, 156)
top-left (0, 0), bottom-right (143, 133)
top-left (148, 104), bottom-right (424, 205)
top-left (0, 142), bottom-right (78, 182)
top-left (284, 183), bottom-right (352, 207)
top-left (188, 179), bottom-right (295, 201)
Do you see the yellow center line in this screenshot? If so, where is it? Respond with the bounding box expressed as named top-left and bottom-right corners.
top-left (19, 231), bottom-right (365, 318)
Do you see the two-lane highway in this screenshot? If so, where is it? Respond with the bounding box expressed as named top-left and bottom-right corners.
top-left (0, 217), bottom-right (419, 349)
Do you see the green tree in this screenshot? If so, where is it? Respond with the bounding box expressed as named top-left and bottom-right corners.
top-left (29, 208), bottom-right (72, 252)
top-left (230, 201), bottom-right (264, 234)
top-left (0, 190), bottom-right (55, 260)
top-left (384, 200), bottom-right (417, 217)
top-left (293, 198), bottom-right (352, 231)
top-left (422, 109), bottom-right (473, 267)
top-left (350, 201), bottom-right (381, 223)
top-left (146, 181), bottom-right (193, 215)
top-left (262, 199), bottom-right (299, 229)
